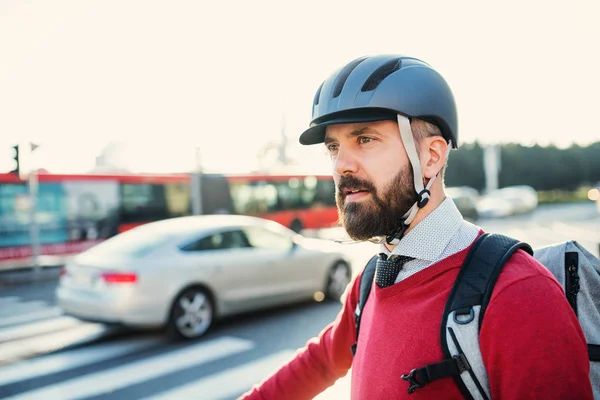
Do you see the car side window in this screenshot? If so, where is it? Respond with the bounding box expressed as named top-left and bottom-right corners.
top-left (180, 230), bottom-right (250, 252)
top-left (243, 226), bottom-right (292, 251)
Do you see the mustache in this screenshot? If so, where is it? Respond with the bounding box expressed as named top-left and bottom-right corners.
top-left (337, 175), bottom-right (376, 194)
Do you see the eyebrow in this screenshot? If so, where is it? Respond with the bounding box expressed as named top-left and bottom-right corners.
top-left (323, 127), bottom-right (376, 145)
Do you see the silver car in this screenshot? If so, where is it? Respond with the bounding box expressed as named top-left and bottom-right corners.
top-left (56, 215), bottom-right (352, 339)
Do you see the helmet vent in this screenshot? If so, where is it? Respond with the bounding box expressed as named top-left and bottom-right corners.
top-left (361, 58), bottom-right (402, 92)
top-left (314, 81), bottom-right (325, 105)
top-left (332, 57), bottom-right (368, 98)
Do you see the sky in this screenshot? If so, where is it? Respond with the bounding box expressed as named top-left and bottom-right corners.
top-left (1, 0), bottom-right (599, 175)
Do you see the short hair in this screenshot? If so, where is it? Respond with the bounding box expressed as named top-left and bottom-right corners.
top-left (410, 118), bottom-right (448, 178)
top-left (411, 118), bottom-right (443, 141)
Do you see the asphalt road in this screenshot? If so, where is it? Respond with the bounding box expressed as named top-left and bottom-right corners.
top-left (0, 202), bottom-right (597, 399)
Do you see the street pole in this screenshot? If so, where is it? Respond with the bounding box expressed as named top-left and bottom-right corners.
top-left (279, 112), bottom-right (287, 166)
top-left (26, 142), bottom-right (42, 276)
top-left (483, 144), bottom-right (501, 194)
top-left (28, 169), bottom-right (41, 274)
top-left (191, 147), bottom-right (203, 215)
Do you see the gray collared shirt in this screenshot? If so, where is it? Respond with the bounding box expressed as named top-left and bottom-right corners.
top-left (379, 197), bottom-right (481, 284)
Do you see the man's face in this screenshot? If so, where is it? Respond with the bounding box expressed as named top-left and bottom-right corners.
top-left (324, 120), bottom-right (417, 241)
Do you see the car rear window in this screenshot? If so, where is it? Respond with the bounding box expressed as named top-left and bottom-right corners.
top-left (82, 228), bottom-right (172, 258)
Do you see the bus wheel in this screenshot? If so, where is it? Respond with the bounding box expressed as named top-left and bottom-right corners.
top-left (325, 261), bottom-right (351, 301)
top-left (290, 219), bottom-right (303, 233)
top-left (167, 287), bottom-right (214, 340)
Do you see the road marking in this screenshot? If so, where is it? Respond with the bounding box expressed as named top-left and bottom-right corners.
top-left (0, 337), bottom-right (160, 387)
top-left (0, 323), bottom-right (110, 365)
top-left (6, 336), bottom-right (255, 400)
top-left (142, 349), bottom-right (295, 400)
top-left (0, 307), bottom-right (64, 328)
top-left (0, 316), bottom-right (81, 343)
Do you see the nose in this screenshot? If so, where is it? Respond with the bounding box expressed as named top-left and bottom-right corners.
top-left (332, 146), bottom-right (359, 176)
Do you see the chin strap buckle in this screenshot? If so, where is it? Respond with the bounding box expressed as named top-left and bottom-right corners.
top-left (417, 189), bottom-right (431, 208)
top-left (385, 222), bottom-right (408, 245)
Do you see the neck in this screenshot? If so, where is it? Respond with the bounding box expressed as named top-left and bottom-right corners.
top-left (383, 187), bottom-right (447, 252)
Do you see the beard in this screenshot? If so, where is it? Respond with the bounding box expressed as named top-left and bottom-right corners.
top-left (335, 165), bottom-right (417, 242)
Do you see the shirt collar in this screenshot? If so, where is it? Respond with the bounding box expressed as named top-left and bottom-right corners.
top-left (380, 197), bottom-right (464, 262)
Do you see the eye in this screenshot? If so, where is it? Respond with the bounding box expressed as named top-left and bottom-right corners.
top-left (358, 136), bottom-right (374, 145)
top-left (326, 143), bottom-right (339, 153)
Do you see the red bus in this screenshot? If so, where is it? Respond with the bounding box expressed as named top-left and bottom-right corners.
top-left (0, 172), bottom-right (338, 267)
top-left (227, 174), bottom-right (338, 232)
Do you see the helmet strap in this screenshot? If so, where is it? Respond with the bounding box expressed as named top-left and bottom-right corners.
top-left (385, 115), bottom-right (443, 245)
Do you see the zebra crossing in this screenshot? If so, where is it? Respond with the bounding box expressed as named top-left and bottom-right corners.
top-left (0, 294), bottom-right (349, 400)
top-left (0, 295), bottom-right (117, 366)
top-left (0, 334), bottom-right (304, 399)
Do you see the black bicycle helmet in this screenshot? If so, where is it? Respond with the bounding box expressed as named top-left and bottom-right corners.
top-left (300, 55), bottom-right (458, 244)
top-left (299, 55), bottom-right (458, 148)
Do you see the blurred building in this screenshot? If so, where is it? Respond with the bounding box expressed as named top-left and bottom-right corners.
top-left (90, 142), bottom-right (131, 174)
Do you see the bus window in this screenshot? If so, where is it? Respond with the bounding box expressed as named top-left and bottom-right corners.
top-left (302, 176), bottom-right (318, 205)
top-left (120, 183), bottom-right (170, 224)
top-left (229, 180), bottom-right (278, 215)
top-left (230, 181), bottom-right (252, 214)
top-left (230, 176), bottom-right (336, 215)
top-left (36, 183), bottom-right (69, 244)
top-left (275, 178), bottom-right (306, 210)
top-left (273, 176), bottom-right (322, 210)
top-left (0, 183), bottom-right (29, 247)
top-left (61, 181), bottom-right (120, 241)
top-left (164, 182), bottom-right (191, 216)
top-left (314, 179), bottom-right (336, 206)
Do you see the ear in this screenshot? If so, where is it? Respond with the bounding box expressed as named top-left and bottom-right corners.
top-left (420, 136), bottom-right (448, 179)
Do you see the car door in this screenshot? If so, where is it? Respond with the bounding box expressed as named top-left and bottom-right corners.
top-left (177, 229), bottom-right (272, 314)
top-left (242, 225), bottom-right (306, 304)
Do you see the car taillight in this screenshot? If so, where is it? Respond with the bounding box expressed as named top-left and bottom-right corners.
top-left (59, 267), bottom-right (68, 277)
top-left (100, 272), bottom-right (137, 284)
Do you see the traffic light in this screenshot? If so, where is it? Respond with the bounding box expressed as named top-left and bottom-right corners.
top-left (10, 145), bottom-right (19, 176)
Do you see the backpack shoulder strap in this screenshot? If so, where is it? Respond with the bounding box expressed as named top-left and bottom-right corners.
top-left (445, 233), bottom-right (534, 329)
top-left (400, 233), bottom-right (533, 398)
top-left (350, 254), bottom-right (378, 357)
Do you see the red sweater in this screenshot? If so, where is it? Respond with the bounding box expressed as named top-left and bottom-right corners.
top-left (241, 243), bottom-right (593, 399)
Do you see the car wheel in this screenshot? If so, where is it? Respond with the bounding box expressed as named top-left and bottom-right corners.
top-left (325, 262), bottom-right (351, 301)
top-left (167, 287), bottom-right (214, 340)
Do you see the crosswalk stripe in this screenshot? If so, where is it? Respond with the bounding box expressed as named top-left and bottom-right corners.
top-left (0, 316), bottom-right (81, 343)
top-left (0, 301), bottom-right (49, 318)
top-left (5, 336), bottom-right (255, 400)
top-left (143, 349), bottom-right (295, 400)
top-left (0, 337), bottom-right (160, 387)
top-left (0, 323), bottom-right (110, 365)
top-left (0, 308), bottom-right (64, 329)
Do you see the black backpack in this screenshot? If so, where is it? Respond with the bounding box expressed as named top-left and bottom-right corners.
top-left (351, 233), bottom-right (600, 399)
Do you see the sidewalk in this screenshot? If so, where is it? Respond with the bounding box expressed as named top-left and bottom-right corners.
top-left (0, 265), bottom-right (63, 288)
top-left (0, 257), bottom-right (67, 288)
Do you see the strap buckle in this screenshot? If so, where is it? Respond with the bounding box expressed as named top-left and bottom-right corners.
top-left (386, 223), bottom-right (408, 245)
top-left (400, 368), bottom-right (424, 394)
top-left (417, 188), bottom-right (431, 208)
top-left (453, 353), bottom-right (471, 373)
